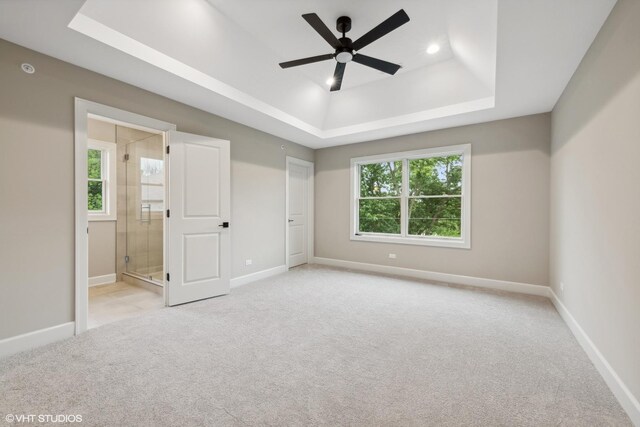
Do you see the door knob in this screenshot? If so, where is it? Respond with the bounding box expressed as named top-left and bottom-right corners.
top-left (288, 219), bottom-right (294, 222)
top-left (218, 221), bottom-right (230, 228)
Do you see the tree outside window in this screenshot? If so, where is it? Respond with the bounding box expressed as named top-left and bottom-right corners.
top-left (88, 148), bottom-right (105, 212)
top-left (351, 144), bottom-right (471, 248)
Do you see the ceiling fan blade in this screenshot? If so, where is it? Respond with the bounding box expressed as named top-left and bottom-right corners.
top-left (330, 62), bottom-right (346, 92)
top-left (352, 54), bottom-right (401, 75)
top-left (279, 54), bottom-right (334, 69)
top-left (302, 13), bottom-right (342, 49)
top-left (352, 9), bottom-right (410, 52)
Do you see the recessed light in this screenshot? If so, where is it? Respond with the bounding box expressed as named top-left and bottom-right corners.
top-left (21, 63), bottom-right (36, 74)
top-left (326, 77), bottom-right (335, 86)
top-left (426, 44), bottom-right (440, 55)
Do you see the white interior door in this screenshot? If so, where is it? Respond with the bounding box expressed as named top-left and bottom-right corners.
top-left (288, 160), bottom-right (310, 268)
top-left (167, 131), bottom-right (230, 306)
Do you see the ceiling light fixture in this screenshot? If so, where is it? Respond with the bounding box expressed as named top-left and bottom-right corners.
top-left (326, 77), bottom-right (335, 86)
top-left (21, 63), bottom-right (36, 74)
top-left (426, 44), bottom-right (440, 55)
top-left (279, 10), bottom-right (410, 91)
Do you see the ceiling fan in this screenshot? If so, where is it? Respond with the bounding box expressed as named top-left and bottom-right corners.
top-left (279, 10), bottom-right (410, 91)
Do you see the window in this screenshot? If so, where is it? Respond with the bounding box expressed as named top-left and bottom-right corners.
top-left (351, 144), bottom-right (471, 248)
top-left (87, 139), bottom-right (116, 221)
top-left (140, 157), bottom-right (164, 213)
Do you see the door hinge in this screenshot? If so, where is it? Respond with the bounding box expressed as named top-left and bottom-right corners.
top-left (124, 153), bottom-right (130, 161)
top-left (166, 209), bottom-right (170, 218)
top-left (124, 255), bottom-right (129, 264)
top-left (166, 145), bottom-right (170, 154)
top-left (166, 273), bottom-right (170, 282)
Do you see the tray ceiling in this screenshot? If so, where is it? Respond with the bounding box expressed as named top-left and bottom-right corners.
top-left (0, 0), bottom-right (617, 148)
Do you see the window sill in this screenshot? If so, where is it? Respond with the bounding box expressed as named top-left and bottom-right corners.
top-left (351, 233), bottom-right (470, 249)
top-left (88, 213), bottom-right (116, 222)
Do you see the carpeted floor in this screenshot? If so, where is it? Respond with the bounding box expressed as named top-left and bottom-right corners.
top-left (0, 265), bottom-right (631, 426)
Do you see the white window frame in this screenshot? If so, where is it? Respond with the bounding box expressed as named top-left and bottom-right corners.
top-left (139, 156), bottom-right (165, 216)
top-left (87, 139), bottom-right (117, 221)
top-left (350, 144), bottom-right (471, 249)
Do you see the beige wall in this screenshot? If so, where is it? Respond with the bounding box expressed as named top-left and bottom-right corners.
top-left (550, 0), bottom-right (640, 404)
top-left (0, 38), bottom-right (313, 339)
top-left (88, 221), bottom-right (116, 278)
top-left (315, 114), bottom-right (550, 286)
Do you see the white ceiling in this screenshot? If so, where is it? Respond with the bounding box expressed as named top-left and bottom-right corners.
top-left (0, 0), bottom-right (616, 148)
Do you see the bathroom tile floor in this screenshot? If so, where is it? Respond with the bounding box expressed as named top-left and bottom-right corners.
top-left (88, 281), bottom-right (164, 329)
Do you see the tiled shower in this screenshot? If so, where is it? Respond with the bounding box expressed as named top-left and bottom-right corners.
top-left (115, 125), bottom-right (165, 287)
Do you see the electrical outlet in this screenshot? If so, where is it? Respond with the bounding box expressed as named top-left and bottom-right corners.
top-left (245, 259), bottom-right (252, 266)
top-left (560, 281), bottom-right (565, 293)
top-left (388, 253), bottom-right (397, 259)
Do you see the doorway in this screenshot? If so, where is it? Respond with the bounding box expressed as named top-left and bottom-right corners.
top-left (75, 99), bottom-right (232, 334)
top-left (286, 157), bottom-right (314, 268)
top-left (85, 117), bottom-right (167, 329)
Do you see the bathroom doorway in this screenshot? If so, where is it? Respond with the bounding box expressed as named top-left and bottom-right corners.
top-left (85, 116), bottom-right (167, 329)
top-left (75, 98), bottom-right (230, 333)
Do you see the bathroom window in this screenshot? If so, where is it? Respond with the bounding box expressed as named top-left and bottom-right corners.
top-left (350, 144), bottom-right (471, 248)
top-left (140, 157), bottom-right (164, 212)
top-left (88, 139), bottom-right (117, 221)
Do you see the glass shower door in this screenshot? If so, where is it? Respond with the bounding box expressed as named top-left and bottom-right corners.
top-left (124, 132), bottom-right (164, 284)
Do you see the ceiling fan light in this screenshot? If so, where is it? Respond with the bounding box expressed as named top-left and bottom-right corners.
top-left (426, 44), bottom-right (440, 55)
top-left (326, 77), bottom-right (335, 85)
top-left (336, 51), bottom-right (353, 63)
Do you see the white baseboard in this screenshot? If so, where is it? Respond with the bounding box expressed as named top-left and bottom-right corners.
top-left (312, 257), bottom-right (550, 297)
top-left (550, 290), bottom-right (640, 426)
top-left (230, 265), bottom-right (287, 289)
top-left (0, 322), bottom-right (75, 359)
top-left (88, 273), bottom-right (116, 287)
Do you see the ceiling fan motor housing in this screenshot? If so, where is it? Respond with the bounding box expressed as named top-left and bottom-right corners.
top-left (336, 36), bottom-right (354, 63)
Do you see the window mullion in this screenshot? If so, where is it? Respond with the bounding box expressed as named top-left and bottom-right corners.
top-left (102, 178), bottom-right (107, 213)
top-left (401, 158), bottom-right (409, 238)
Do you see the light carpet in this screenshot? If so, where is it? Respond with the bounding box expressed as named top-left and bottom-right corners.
top-left (0, 265), bottom-right (631, 426)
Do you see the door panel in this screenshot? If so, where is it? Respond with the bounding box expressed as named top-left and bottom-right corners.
top-left (288, 162), bottom-right (308, 268)
top-left (183, 233), bottom-right (220, 283)
top-left (290, 225), bottom-right (304, 256)
top-left (168, 131), bottom-right (230, 306)
top-left (184, 143), bottom-right (220, 217)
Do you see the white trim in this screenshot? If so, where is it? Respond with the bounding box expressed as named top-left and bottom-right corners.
top-left (230, 265), bottom-right (287, 289)
top-left (75, 98), bottom-right (176, 335)
top-left (350, 144), bottom-right (471, 249)
top-left (88, 273), bottom-right (117, 287)
top-left (0, 322), bottom-right (75, 359)
top-left (312, 257), bottom-right (549, 297)
top-left (550, 290), bottom-right (640, 426)
top-left (87, 139), bottom-right (117, 221)
top-left (285, 157), bottom-right (314, 269)
top-left (68, 13), bottom-right (495, 141)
